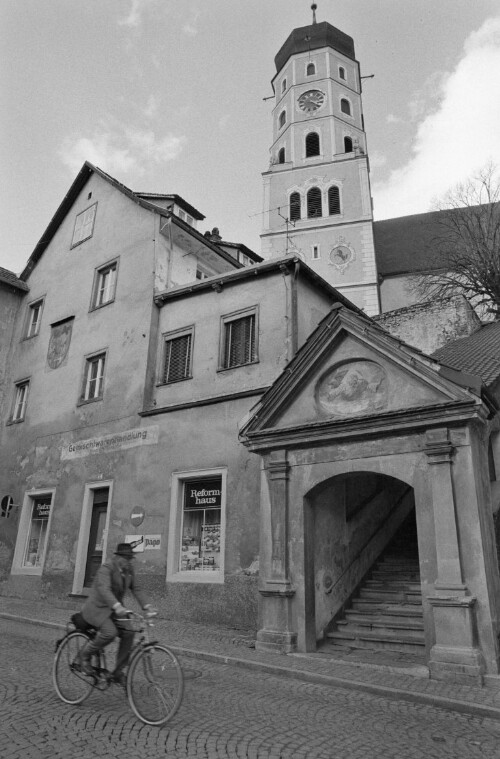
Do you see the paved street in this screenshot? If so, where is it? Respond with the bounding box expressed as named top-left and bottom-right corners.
top-left (1, 618), bottom-right (500, 759)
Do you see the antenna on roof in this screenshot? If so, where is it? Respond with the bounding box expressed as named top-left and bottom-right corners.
top-left (311, 3), bottom-right (317, 24)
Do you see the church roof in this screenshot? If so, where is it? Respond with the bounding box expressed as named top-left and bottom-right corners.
top-left (274, 21), bottom-right (355, 73)
top-left (432, 321), bottom-right (500, 388)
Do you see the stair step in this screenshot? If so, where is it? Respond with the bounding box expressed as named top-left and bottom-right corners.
top-left (365, 580), bottom-right (421, 591)
top-left (337, 619), bottom-right (424, 638)
top-left (326, 630), bottom-right (425, 653)
top-left (359, 588), bottom-right (422, 602)
top-left (345, 609), bottom-right (424, 625)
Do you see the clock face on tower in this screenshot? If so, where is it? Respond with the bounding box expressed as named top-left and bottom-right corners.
top-left (297, 89), bottom-right (325, 114)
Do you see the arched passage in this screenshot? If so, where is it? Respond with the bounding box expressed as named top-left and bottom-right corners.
top-left (303, 471), bottom-right (416, 646)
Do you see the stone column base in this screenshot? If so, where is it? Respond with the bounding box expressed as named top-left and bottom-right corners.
top-left (255, 629), bottom-right (297, 654)
top-left (428, 594), bottom-right (485, 684)
top-left (429, 645), bottom-right (484, 685)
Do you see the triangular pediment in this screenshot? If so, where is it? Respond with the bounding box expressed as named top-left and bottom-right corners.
top-left (241, 306), bottom-right (482, 440)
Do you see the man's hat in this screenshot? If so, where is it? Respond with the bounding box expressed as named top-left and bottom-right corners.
top-left (114, 542), bottom-right (135, 558)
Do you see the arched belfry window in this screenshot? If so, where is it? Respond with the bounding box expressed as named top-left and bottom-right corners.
top-left (340, 98), bottom-right (351, 116)
top-left (279, 110), bottom-right (286, 129)
top-left (278, 147), bottom-right (285, 164)
top-left (328, 186), bottom-right (341, 215)
top-left (305, 132), bottom-right (320, 158)
top-left (306, 62), bottom-right (316, 76)
top-left (290, 192), bottom-right (301, 221)
top-left (307, 187), bottom-right (322, 218)
top-left (344, 136), bottom-right (353, 152)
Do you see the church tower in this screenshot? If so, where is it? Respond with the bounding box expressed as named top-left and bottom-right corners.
top-left (261, 7), bottom-right (380, 315)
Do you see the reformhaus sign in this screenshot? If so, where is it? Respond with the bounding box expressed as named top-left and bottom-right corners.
top-left (61, 426), bottom-right (159, 460)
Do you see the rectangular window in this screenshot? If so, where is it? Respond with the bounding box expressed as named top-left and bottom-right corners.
top-left (25, 299), bottom-right (44, 338)
top-left (180, 477), bottom-right (222, 573)
top-left (81, 353), bottom-right (106, 402)
top-left (22, 495), bottom-right (51, 568)
top-left (162, 328), bottom-right (193, 384)
top-left (221, 309), bottom-right (257, 369)
top-left (92, 261), bottom-right (117, 309)
top-left (312, 245), bottom-right (320, 260)
top-left (72, 203), bottom-right (97, 247)
top-left (12, 380), bottom-right (29, 422)
top-left (196, 267), bottom-right (210, 281)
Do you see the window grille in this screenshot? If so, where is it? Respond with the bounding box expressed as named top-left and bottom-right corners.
top-left (328, 186), bottom-right (341, 215)
top-left (83, 354), bottom-right (105, 401)
top-left (72, 204), bottom-right (97, 247)
top-left (223, 314), bottom-right (256, 369)
top-left (290, 192), bottom-right (301, 222)
top-left (305, 132), bottom-right (320, 157)
top-left (307, 187), bottom-right (322, 218)
top-left (340, 98), bottom-right (351, 116)
top-left (163, 333), bottom-right (192, 383)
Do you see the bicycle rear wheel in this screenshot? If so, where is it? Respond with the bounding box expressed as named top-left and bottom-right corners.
top-left (53, 631), bottom-right (94, 704)
top-left (127, 644), bottom-right (184, 725)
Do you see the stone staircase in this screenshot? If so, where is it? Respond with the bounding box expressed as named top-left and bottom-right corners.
top-left (323, 515), bottom-right (425, 656)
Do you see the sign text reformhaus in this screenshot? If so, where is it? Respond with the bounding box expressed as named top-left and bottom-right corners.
top-left (61, 426), bottom-right (159, 460)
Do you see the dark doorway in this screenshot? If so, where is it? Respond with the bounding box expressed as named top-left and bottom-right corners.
top-left (84, 488), bottom-right (109, 587)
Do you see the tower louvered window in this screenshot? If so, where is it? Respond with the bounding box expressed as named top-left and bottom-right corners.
top-left (163, 332), bottom-right (192, 383)
top-left (290, 192), bottom-right (301, 221)
top-left (328, 186), bottom-right (341, 215)
top-left (306, 63), bottom-right (315, 76)
top-left (222, 313), bottom-right (256, 369)
top-left (307, 187), bottom-right (322, 218)
top-left (340, 98), bottom-right (351, 116)
top-left (305, 132), bottom-right (320, 157)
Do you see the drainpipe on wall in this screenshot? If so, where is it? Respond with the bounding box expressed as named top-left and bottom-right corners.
top-left (291, 261), bottom-right (299, 358)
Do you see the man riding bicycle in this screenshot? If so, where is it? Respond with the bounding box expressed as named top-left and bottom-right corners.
top-left (79, 542), bottom-right (156, 685)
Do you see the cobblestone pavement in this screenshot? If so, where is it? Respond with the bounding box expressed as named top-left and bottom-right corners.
top-left (2, 618), bottom-right (500, 759)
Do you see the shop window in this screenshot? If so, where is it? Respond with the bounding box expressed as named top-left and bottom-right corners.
top-left (81, 352), bottom-right (106, 402)
top-left (22, 495), bottom-right (52, 568)
top-left (278, 147), bottom-right (285, 164)
top-left (290, 192), bottom-right (301, 221)
top-left (11, 379), bottom-right (29, 422)
top-left (307, 187), bottom-right (322, 218)
top-left (306, 62), bottom-right (316, 76)
top-left (340, 98), bottom-right (351, 116)
top-left (279, 110), bottom-right (286, 129)
top-left (344, 136), bottom-right (353, 152)
top-left (167, 469), bottom-right (227, 583)
top-left (305, 132), bottom-right (320, 158)
top-left (220, 309), bottom-right (257, 369)
top-left (71, 203), bottom-right (97, 248)
top-left (1, 495), bottom-right (13, 518)
top-left (25, 299), bottom-right (44, 338)
top-left (339, 66), bottom-right (346, 80)
top-left (91, 261), bottom-right (117, 309)
top-left (328, 185), bottom-right (341, 215)
top-left (162, 328), bottom-right (193, 384)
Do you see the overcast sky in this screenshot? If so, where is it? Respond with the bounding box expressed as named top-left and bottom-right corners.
top-left (2, 0), bottom-right (500, 274)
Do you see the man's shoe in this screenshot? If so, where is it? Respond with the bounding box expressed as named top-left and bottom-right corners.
top-left (111, 671), bottom-right (127, 687)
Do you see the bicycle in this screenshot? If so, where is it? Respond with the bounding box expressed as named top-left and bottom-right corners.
top-left (52, 609), bottom-right (184, 725)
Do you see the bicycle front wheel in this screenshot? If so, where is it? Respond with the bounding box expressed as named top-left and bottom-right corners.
top-left (53, 631), bottom-right (94, 705)
top-left (127, 644), bottom-right (184, 725)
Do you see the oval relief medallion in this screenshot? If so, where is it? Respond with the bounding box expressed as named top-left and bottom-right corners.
top-left (316, 360), bottom-right (388, 417)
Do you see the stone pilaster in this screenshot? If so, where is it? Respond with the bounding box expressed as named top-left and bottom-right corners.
top-left (425, 428), bottom-right (484, 683)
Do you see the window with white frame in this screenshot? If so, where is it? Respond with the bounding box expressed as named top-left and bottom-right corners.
top-left (11, 379), bottom-right (29, 422)
top-left (81, 352), bottom-right (106, 402)
top-left (161, 327), bottom-right (193, 384)
top-left (25, 299), bottom-right (44, 338)
top-left (22, 494), bottom-right (52, 568)
top-left (220, 308), bottom-right (257, 369)
top-left (92, 261), bottom-right (117, 309)
top-left (167, 468), bottom-right (227, 583)
top-left (71, 203), bottom-right (97, 247)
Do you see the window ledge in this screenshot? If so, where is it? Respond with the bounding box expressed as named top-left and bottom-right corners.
top-left (217, 360), bottom-right (259, 374)
top-left (89, 301), bottom-right (114, 313)
top-left (156, 376), bottom-right (193, 387)
top-left (76, 397), bottom-right (103, 407)
top-left (167, 571), bottom-right (224, 585)
top-left (6, 418), bottom-right (25, 426)
top-left (11, 566), bottom-right (43, 576)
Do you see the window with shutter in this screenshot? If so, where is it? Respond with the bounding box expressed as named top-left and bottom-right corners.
top-left (340, 98), bottom-right (351, 116)
top-left (222, 312), bottom-right (257, 369)
top-left (307, 187), bottom-right (322, 218)
top-left (72, 203), bottom-right (97, 247)
top-left (305, 132), bottom-right (320, 157)
top-left (163, 332), bottom-right (193, 383)
top-left (328, 186), bottom-right (341, 215)
top-left (290, 192), bottom-right (301, 221)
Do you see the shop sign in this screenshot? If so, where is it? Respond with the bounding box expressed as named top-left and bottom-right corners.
top-left (125, 535), bottom-right (161, 551)
top-left (185, 478), bottom-right (222, 510)
top-left (34, 500), bottom-right (51, 519)
top-left (130, 507), bottom-right (145, 527)
top-left (61, 425), bottom-right (159, 460)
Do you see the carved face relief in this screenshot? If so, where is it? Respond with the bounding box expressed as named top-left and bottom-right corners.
top-left (316, 360), bottom-right (388, 417)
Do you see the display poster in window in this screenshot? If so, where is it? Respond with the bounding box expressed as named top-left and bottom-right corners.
top-left (47, 319), bottom-right (73, 370)
top-left (181, 478), bottom-right (222, 572)
top-left (34, 499), bottom-right (51, 519)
